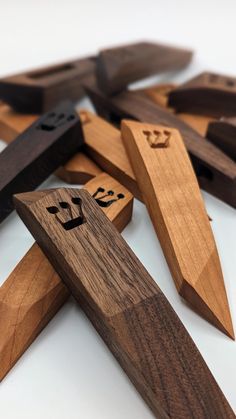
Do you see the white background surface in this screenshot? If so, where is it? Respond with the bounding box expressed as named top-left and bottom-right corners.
top-left (0, 0), bottom-right (235, 417)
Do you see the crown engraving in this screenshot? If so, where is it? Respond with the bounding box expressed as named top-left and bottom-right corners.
top-left (143, 129), bottom-right (171, 148)
top-left (207, 73), bottom-right (235, 88)
top-left (46, 197), bottom-right (85, 230)
top-left (37, 111), bottom-right (75, 132)
top-left (92, 187), bottom-right (124, 208)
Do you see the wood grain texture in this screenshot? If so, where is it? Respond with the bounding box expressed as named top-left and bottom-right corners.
top-left (168, 71), bottom-right (236, 117)
top-left (0, 102), bottom-right (37, 143)
top-left (0, 173), bottom-right (133, 381)
top-left (207, 117), bottom-right (236, 160)
top-left (138, 84), bottom-right (214, 135)
top-left (96, 41), bottom-right (193, 95)
top-left (85, 83), bottom-right (236, 208)
top-left (79, 109), bottom-right (142, 201)
top-left (121, 120), bottom-right (234, 338)
top-left (14, 187), bottom-right (235, 419)
top-left (0, 57), bottom-right (95, 113)
top-left (56, 152), bottom-right (102, 184)
top-left (0, 101), bottom-right (83, 223)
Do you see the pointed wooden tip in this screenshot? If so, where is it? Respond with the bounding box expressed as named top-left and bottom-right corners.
top-left (181, 276), bottom-right (235, 340)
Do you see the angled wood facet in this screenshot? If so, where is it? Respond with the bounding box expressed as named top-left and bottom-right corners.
top-left (85, 84), bottom-right (236, 208)
top-left (79, 110), bottom-right (142, 201)
top-left (0, 101), bottom-right (83, 223)
top-left (0, 173), bottom-right (133, 381)
top-left (14, 188), bottom-right (234, 419)
top-left (0, 102), bottom-right (37, 143)
top-left (0, 57), bottom-right (95, 113)
top-left (207, 117), bottom-right (236, 160)
top-left (168, 71), bottom-right (236, 117)
top-left (96, 42), bottom-right (193, 95)
top-left (56, 152), bottom-right (102, 184)
top-left (121, 120), bottom-right (234, 339)
top-left (138, 84), bottom-right (214, 135)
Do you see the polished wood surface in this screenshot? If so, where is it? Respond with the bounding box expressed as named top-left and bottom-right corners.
top-left (168, 71), bottom-right (236, 117)
top-left (14, 187), bottom-right (235, 419)
top-left (0, 101), bottom-right (83, 222)
top-left (0, 173), bottom-right (133, 381)
top-left (96, 42), bottom-right (192, 94)
top-left (0, 102), bottom-right (37, 142)
top-left (85, 83), bottom-right (236, 208)
top-left (207, 117), bottom-right (236, 160)
top-left (79, 110), bottom-right (142, 200)
top-left (121, 120), bottom-right (234, 338)
top-left (0, 57), bottom-right (95, 113)
top-left (56, 152), bottom-right (102, 184)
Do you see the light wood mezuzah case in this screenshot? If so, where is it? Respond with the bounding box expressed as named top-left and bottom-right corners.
top-left (0, 173), bottom-right (133, 381)
top-left (85, 83), bottom-right (236, 208)
top-left (13, 188), bottom-right (234, 419)
top-left (0, 57), bottom-right (95, 113)
top-left (96, 41), bottom-right (193, 95)
top-left (0, 101), bottom-right (83, 223)
top-left (121, 120), bottom-right (234, 339)
top-left (0, 102), bottom-right (37, 143)
top-left (79, 110), bottom-right (142, 200)
top-left (168, 71), bottom-right (236, 117)
top-left (56, 152), bottom-right (103, 184)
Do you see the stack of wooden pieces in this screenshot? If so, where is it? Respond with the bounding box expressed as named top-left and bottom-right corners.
top-left (0, 40), bottom-right (235, 418)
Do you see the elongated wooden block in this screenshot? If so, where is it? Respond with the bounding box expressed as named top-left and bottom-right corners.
top-left (14, 187), bottom-right (234, 419)
top-left (168, 71), bottom-right (236, 117)
top-left (0, 102), bottom-right (37, 143)
top-left (85, 83), bottom-right (236, 208)
top-left (0, 173), bottom-right (133, 381)
top-left (137, 84), bottom-right (214, 135)
top-left (207, 117), bottom-right (236, 160)
top-left (79, 110), bottom-right (142, 200)
top-left (121, 120), bottom-right (234, 338)
top-left (56, 152), bottom-right (103, 184)
top-left (96, 42), bottom-right (193, 94)
top-left (0, 57), bottom-right (95, 113)
top-left (0, 101), bottom-right (83, 223)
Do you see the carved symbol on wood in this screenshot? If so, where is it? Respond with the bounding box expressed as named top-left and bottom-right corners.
top-left (37, 111), bottom-right (76, 131)
top-left (92, 187), bottom-right (124, 208)
top-left (46, 197), bottom-right (85, 230)
top-left (208, 74), bottom-right (235, 88)
top-left (143, 129), bottom-right (171, 148)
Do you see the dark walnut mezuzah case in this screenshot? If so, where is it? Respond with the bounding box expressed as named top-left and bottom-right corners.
top-left (13, 188), bottom-right (235, 419)
top-left (0, 101), bottom-right (83, 223)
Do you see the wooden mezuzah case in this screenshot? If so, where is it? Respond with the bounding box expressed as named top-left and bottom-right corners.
top-left (85, 83), bottom-right (236, 208)
top-left (0, 101), bottom-right (83, 223)
top-left (121, 120), bottom-right (234, 338)
top-left (0, 102), bottom-right (37, 143)
top-left (168, 71), bottom-right (236, 117)
top-left (0, 57), bottom-right (95, 113)
top-left (96, 41), bottom-right (193, 95)
top-left (14, 188), bottom-right (235, 418)
top-left (0, 172), bottom-right (133, 381)
top-left (207, 117), bottom-right (236, 160)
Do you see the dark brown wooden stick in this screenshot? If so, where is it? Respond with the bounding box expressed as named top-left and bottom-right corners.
top-left (14, 188), bottom-right (235, 419)
top-left (168, 71), bottom-right (236, 117)
top-left (0, 57), bottom-right (95, 113)
top-left (0, 101), bottom-right (83, 223)
top-left (85, 83), bottom-right (236, 208)
top-left (121, 120), bottom-right (234, 338)
top-left (96, 42), bottom-right (193, 95)
top-left (0, 173), bottom-right (133, 381)
top-left (207, 117), bottom-right (236, 160)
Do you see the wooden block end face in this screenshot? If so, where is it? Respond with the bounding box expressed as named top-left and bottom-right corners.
top-left (121, 120), bottom-right (181, 151)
